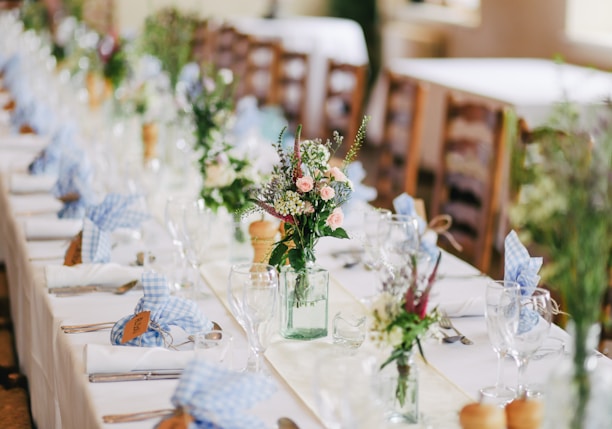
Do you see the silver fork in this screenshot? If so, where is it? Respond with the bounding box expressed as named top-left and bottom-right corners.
top-left (439, 313), bottom-right (473, 345)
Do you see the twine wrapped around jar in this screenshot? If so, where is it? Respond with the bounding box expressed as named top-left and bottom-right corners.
top-left (142, 122), bottom-right (159, 162)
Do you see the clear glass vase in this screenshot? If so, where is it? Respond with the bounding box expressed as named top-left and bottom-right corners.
top-left (280, 264), bottom-right (329, 340)
top-left (377, 349), bottom-right (419, 424)
top-left (543, 321), bottom-right (612, 429)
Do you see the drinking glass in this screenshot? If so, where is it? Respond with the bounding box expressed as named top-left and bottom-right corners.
top-left (361, 207), bottom-right (392, 270)
top-left (479, 280), bottom-right (519, 403)
top-left (378, 214), bottom-right (421, 296)
top-left (501, 287), bottom-right (553, 397)
top-left (332, 311), bottom-right (367, 354)
top-left (227, 263), bottom-right (278, 373)
top-left (164, 196), bottom-right (193, 293)
top-left (181, 199), bottom-right (212, 299)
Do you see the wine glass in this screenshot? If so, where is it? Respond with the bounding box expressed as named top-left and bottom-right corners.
top-left (479, 280), bottom-right (519, 404)
top-left (377, 214), bottom-right (421, 297)
top-left (361, 207), bottom-right (392, 270)
top-left (181, 198), bottom-right (212, 299)
top-left (164, 196), bottom-right (194, 294)
top-left (501, 287), bottom-right (553, 397)
top-left (227, 263), bottom-right (278, 374)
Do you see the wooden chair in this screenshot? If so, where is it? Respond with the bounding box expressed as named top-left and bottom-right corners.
top-left (191, 19), bottom-right (216, 65)
top-left (375, 70), bottom-right (427, 209)
top-left (229, 31), bottom-right (252, 101)
top-left (320, 60), bottom-right (368, 155)
top-left (212, 23), bottom-right (238, 70)
top-left (272, 49), bottom-right (309, 135)
top-left (431, 95), bottom-right (507, 273)
top-left (243, 36), bottom-right (282, 106)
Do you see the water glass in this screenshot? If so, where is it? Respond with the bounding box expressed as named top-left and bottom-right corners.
top-left (332, 312), bottom-right (367, 353)
top-left (361, 207), bottom-right (391, 270)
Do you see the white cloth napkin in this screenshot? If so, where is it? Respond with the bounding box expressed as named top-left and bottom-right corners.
top-left (84, 344), bottom-right (194, 373)
top-left (45, 263), bottom-right (143, 289)
top-left (11, 194), bottom-right (63, 215)
top-left (0, 134), bottom-right (49, 151)
top-left (21, 217), bottom-right (82, 240)
top-left (436, 296), bottom-right (484, 317)
top-left (10, 173), bottom-right (56, 194)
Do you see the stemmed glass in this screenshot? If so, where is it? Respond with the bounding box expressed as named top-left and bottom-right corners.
top-left (500, 287), bottom-right (553, 397)
top-left (377, 214), bottom-right (421, 297)
top-left (361, 207), bottom-right (392, 270)
top-left (479, 280), bottom-right (520, 403)
top-left (181, 198), bottom-right (212, 299)
top-left (164, 196), bottom-right (194, 293)
top-left (227, 263), bottom-right (278, 374)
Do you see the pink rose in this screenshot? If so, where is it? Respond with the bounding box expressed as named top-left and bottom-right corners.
top-left (319, 185), bottom-right (335, 201)
top-left (326, 207), bottom-right (344, 230)
top-left (296, 176), bottom-right (314, 193)
top-left (327, 166), bottom-right (348, 183)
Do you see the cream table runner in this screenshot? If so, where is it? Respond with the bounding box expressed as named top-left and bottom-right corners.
top-left (201, 260), bottom-right (471, 428)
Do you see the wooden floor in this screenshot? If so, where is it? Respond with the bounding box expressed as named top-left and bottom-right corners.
top-left (0, 265), bottom-right (34, 429)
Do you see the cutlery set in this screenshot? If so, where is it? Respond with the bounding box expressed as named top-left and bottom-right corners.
top-left (51, 279), bottom-right (140, 297)
top-left (89, 370), bottom-right (183, 383)
top-left (439, 312), bottom-right (474, 345)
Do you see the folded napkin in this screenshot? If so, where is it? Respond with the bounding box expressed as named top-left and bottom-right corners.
top-left (342, 161), bottom-right (377, 217)
top-left (10, 173), bottom-right (56, 194)
top-left (437, 297), bottom-right (484, 317)
top-left (393, 192), bottom-right (440, 261)
top-left (171, 358), bottom-right (276, 429)
top-left (10, 194), bottom-right (63, 215)
top-left (504, 230), bottom-right (543, 333)
top-left (0, 134), bottom-right (50, 152)
top-left (29, 122), bottom-right (77, 175)
top-left (504, 230), bottom-right (542, 296)
top-left (52, 147), bottom-right (94, 219)
top-left (21, 217), bottom-right (82, 240)
top-left (110, 271), bottom-right (213, 347)
top-left (84, 344), bottom-right (194, 373)
top-left (45, 263), bottom-right (143, 289)
top-left (81, 193), bottom-right (149, 263)
top-left (10, 98), bottom-right (55, 136)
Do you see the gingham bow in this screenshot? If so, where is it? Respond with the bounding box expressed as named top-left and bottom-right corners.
top-left (504, 230), bottom-right (542, 296)
top-left (110, 271), bottom-right (213, 347)
top-left (171, 358), bottom-right (276, 429)
top-left (81, 193), bottom-right (149, 263)
top-left (29, 122), bottom-right (78, 175)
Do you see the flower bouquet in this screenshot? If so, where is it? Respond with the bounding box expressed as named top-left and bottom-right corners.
top-left (97, 33), bottom-right (130, 93)
top-left (369, 252), bottom-right (441, 422)
top-left (251, 117), bottom-right (369, 339)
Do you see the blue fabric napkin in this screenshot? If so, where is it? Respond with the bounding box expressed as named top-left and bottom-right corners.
top-left (232, 96), bottom-right (261, 139)
top-left (1, 54), bottom-right (23, 90)
top-left (393, 192), bottom-right (440, 262)
top-left (81, 193), bottom-right (149, 263)
top-left (504, 230), bottom-right (542, 296)
top-left (29, 121), bottom-right (78, 175)
top-left (504, 230), bottom-right (543, 334)
top-left (171, 358), bottom-right (276, 429)
top-left (110, 271), bottom-right (213, 347)
top-left (10, 98), bottom-right (56, 136)
top-left (52, 147), bottom-right (94, 219)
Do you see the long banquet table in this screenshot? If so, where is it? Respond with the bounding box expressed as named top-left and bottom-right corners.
top-left (2, 137), bottom-right (611, 429)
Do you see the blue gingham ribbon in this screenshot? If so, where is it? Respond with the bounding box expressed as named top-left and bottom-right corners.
top-left (10, 97), bottom-right (55, 135)
top-left (1, 54), bottom-right (23, 90)
top-left (29, 121), bottom-right (78, 175)
top-left (504, 230), bottom-right (543, 333)
top-left (52, 147), bottom-right (94, 219)
top-left (171, 358), bottom-right (276, 429)
top-left (81, 193), bottom-right (149, 263)
top-left (110, 271), bottom-right (212, 347)
top-left (393, 192), bottom-right (440, 261)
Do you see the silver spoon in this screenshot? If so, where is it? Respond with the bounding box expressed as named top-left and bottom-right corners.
top-left (441, 331), bottom-right (462, 343)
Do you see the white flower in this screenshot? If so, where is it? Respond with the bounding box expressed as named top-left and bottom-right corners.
top-left (204, 163), bottom-right (236, 188)
top-left (300, 139), bottom-right (330, 172)
top-left (388, 326), bottom-right (404, 348)
top-left (274, 191), bottom-right (306, 216)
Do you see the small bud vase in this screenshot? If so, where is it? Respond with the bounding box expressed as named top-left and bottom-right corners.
top-left (377, 349), bottom-right (419, 424)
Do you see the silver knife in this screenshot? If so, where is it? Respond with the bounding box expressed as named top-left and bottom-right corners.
top-left (89, 370), bottom-right (183, 383)
top-left (51, 285), bottom-right (100, 296)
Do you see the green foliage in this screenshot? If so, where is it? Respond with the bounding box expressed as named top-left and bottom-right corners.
top-left (140, 8), bottom-right (197, 88)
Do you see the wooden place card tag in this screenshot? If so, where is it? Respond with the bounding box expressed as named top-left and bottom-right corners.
top-left (156, 409), bottom-right (193, 429)
top-left (64, 231), bottom-right (83, 266)
top-left (121, 311), bottom-right (151, 344)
